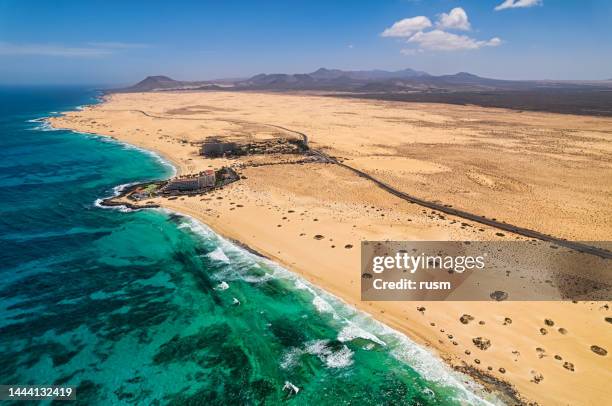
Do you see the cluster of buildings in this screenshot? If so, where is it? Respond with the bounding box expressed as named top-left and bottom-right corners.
top-left (201, 138), bottom-right (239, 158)
top-left (164, 170), bottom-right (216, 192)
top-left (201, 136), bottom-right (308, 158)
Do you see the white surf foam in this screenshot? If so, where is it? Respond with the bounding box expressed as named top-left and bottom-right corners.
top-left (207, 247), bottom-right (230, 263)
top-left (305, 339), bottom-right (354, 369)
top-left (26, 117), bottom-right (57, 132)
top-left (93, 181), bottom-right (140, 212)
top-left (294, 279), bottom-right (339, 318)
top-left (215, 281), bottom-right (229, 291)
top-left (280, 347), bottom-right (302, 369)
top-left (282, 381), bottom-right (300, 395)
top-left (282, 340), bottom-right (354, 370)
top-left (323, 345), bottom-right (354, 368)
top-left (312, 296), bottom-right (335, 314)
top-left (337, 324), bottom-right (386, 347)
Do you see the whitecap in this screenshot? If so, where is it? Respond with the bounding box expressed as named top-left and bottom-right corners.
top-left (282, 381), bottom-right (299, 396)
top-left (208, 247), bottom-right (230, 263)
top-left (280, 347), bottom-right (303, 369)
top-left (337, 324), bottom-right (386, 347)
top-left (305, 339), bottom-right (354, 369)
top-left (312, 296), bottom-right (334, 314)
top-left (324, 345), bottom-right (354, 368)
top-left (215, 281), bottom-right (229, 291)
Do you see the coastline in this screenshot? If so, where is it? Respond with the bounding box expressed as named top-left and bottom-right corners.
top-left (158, 209), bottom-right (503, 405)
top-left (48, 91), bottom-right (612, 406)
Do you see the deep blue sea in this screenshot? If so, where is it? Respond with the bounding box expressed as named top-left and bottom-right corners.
top-left (0, 86), bottom-right (497, 405)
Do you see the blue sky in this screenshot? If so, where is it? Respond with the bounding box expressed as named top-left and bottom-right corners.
top-left (1, 0), bottom-right (611, 84)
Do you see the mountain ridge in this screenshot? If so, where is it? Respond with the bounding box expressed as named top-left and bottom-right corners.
top-left (114, 68), bottom-right (612, 94)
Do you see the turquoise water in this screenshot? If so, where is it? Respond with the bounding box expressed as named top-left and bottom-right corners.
top-left (0, 87), bottom-right (496, 405)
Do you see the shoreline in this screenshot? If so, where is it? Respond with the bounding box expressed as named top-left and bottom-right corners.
top-left (152, 208), bottom-right (505, 406)
top-left (48, 90), bottom-right (612, 406)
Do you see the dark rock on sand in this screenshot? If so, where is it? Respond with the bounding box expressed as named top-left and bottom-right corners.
top-left (563, 362), bottom-right (574, 372)
top-left (590, 345), bottom-right (607, 356)
top-left (539, 328), bottom-right (548, 335)
top-left (544, 319), bottom-right (554, 326)
top-left (460, 314), bottom-right (475, 324)
top-left (490, 291), bottom-right (508, 301)
top-left (472, 337), bottom-right (491, 351)
top-left (531, 371), bottom-right (544, 384)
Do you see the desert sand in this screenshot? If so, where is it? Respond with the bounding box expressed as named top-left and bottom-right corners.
top-left (50, 91), bottom-right (612, 405)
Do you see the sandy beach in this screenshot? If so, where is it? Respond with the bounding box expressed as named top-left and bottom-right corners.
top-left (50, 91), bottom-right (612, 405)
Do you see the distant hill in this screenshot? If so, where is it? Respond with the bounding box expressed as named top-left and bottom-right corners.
top-left (308, 67), bottom-right (429, 81)
top-left (116, 76), bottom-right (183, 92)
top-left (115, 69), bottom-right (612, 94)
top-left (236, 68), bottom-right (435, 90)
top-left (110, 69), bottom-right (612, 116)
top-left (115, 68), bottom-right (612, 94)
top-left (112, 75), bottom-right (225, 93)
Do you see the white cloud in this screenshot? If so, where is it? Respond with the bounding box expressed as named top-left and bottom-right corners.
top-left (407, 30), bottom-right (502, 51)
top-left (487, 37), bottom-right (502, 47)
top-left (437, 7), bottom-right (471, 31)
top-left (381, 16), bottom-right (432, 38)
top-left (495, 0), bottom-right (542, 11)
top-left (382, 9), bottom-right (502, 54)
top-left (0, 41), bottom-right (149, 57)
top-left (87, 42), bottom-right (150, 49)
top-left (0, 42), bottom-right (112, 57)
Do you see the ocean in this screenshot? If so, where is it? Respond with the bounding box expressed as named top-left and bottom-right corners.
top-left (0, 86), bottom-right (497, 405)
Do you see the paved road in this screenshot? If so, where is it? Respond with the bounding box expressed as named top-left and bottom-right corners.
top-left (293, 128), bottom-right (612, 259)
